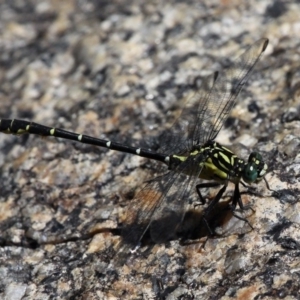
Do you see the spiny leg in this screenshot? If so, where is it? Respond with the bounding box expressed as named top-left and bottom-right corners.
top-left (202, 184), bottom-right (228, 236)
top-left (198, 182), bottom-right (255, 236)
top-left (195, 182), bottom-right (221, 205)
top-left (185, 185), bottom-right (228, 248)
top-left (230, 183), bottom-right (254, 230)
top-left (263, 176), bottom-right (279, 196)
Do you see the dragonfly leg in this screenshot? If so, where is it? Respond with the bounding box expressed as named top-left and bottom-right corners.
top-left (230, 183), bottom-right (254, 230)
top-left (202, 184), bottom-right (227, 235)
top-left (195, 182), bottom-right (221, 205)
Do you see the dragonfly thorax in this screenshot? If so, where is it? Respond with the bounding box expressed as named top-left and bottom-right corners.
top-left (169, 141), bottom-right (268, 185)
top-left (196, 141), bottom-right (247, 183)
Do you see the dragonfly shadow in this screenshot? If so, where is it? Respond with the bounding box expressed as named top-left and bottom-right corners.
top-left (118, 197), bottom-right (250, 251)
top-left (178, 198), bottom-right (249, 242)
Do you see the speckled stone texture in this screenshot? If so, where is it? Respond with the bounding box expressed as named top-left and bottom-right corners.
top-left (0, 0), bottom-right (300, 299)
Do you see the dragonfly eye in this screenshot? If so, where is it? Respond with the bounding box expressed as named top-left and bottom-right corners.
top-left (243, 152), bottom-right (268, 183)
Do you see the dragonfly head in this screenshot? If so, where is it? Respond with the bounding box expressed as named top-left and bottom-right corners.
top-left (242, 152), bottom-right (268, 184)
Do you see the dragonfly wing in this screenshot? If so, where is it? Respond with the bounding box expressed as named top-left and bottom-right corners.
top-left (157, 72), bottom-right (217, 155)
top-left (116, 156), bottom-right (204, 265)
top-left (197, 38), bottom-right (269, 143)
top-left (157, 38), bottom-right (268, 154)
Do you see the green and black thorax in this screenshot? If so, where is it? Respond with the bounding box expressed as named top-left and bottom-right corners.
top-left (169, 140), bottom-right (268, 185)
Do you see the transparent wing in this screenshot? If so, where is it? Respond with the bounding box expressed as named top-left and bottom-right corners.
top-left (158, 72), bottom-right (217, 155)
top-left (195, 38), bottom-right (269, 143)
top-left (116, 154), bottom-right (206, 264)
top-left (160, 38), bottom-right (268, 154)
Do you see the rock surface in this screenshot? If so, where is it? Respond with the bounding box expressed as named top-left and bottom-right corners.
top-left (0, 0), bottom-right (299, 299)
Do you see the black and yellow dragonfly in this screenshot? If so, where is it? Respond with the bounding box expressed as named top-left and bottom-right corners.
top-left (0, 38), bottom-right (269, 252)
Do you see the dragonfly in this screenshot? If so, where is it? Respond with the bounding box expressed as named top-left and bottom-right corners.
top-left (0, 38), bottom-right (269, 256)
